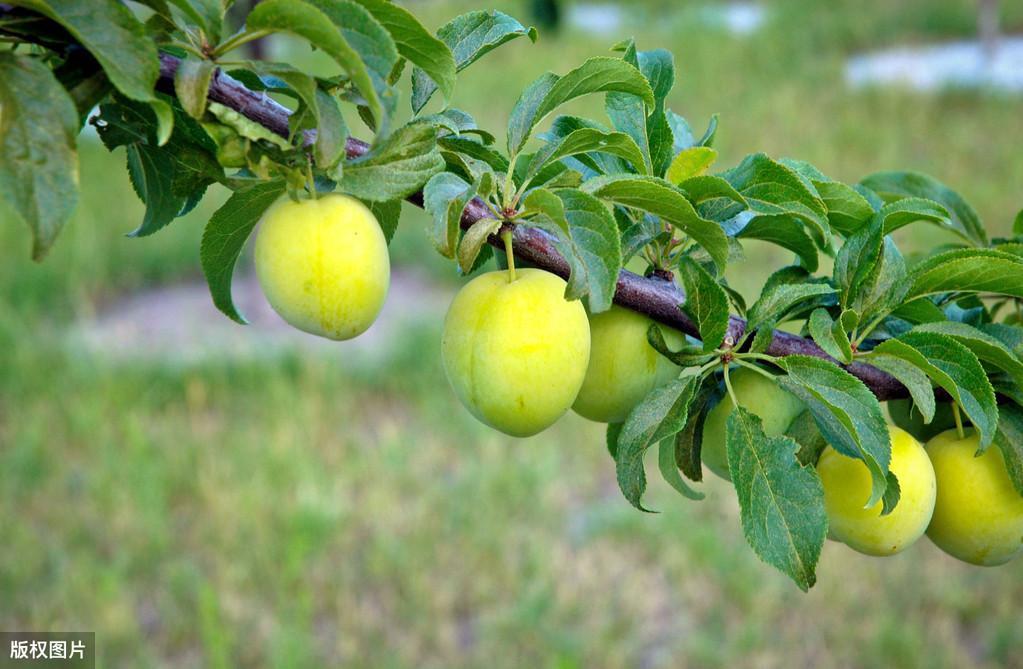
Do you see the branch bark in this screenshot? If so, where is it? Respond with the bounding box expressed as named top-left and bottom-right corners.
top-left (161, 53), bottom-right (910, 400)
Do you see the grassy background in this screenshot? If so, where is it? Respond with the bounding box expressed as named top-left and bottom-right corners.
top-left (2, 0), bottom-right (1023, 666)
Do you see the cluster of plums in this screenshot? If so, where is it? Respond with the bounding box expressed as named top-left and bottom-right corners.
top-left (252, 194), bottom-right (1023, 567)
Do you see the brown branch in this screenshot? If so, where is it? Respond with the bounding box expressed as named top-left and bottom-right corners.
top-left (161, 52), bottom-right (910, 400)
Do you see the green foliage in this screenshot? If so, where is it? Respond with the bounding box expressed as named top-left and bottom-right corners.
top-left (725, 407), bottom-right (827, 592)
top-left (3, 0), bottom-right (1023, 593)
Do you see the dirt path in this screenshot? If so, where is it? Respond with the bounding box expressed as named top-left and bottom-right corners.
top-left (68, 270), bottom-right (455, 364)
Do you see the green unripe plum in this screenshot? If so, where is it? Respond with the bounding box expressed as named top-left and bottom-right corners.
top-left (701, 368), bottom-right (806, 480)
top-left (254, 194), bottom-right (389, 340)
top-left (926, 429), bottom-right (1023, 566)
top-left (441, 268), bottom-right (590, 437)
top-left (888, 399), bottom-right (957, 443)
top-left (572, 306), bottom-right (684, 423)
top-left (817, 425), bottom-right (936, 556)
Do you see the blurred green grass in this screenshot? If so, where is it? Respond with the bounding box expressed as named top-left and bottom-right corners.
top-left (2, 1), bottom-right (1023, 666)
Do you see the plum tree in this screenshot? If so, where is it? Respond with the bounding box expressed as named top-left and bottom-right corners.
top-left (5, 0), bottom-right (1023, 591)
top-left (572, 306), bottom-right (684, 423)
top-left (926, 429), bottom-right (1023, 566)
top-left (441, 267), bottom-right (590, 437)
top-left (254, 194), bottom-right (389, 341)
top-left (817, 426), bottom-right (936, 556)
top-left (701, 368), bottom-right (806, 480)
top-left (888, 399), bottom-right (957, 443)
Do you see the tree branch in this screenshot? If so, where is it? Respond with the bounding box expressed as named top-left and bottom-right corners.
top-left (163, 53), bottom-right (909, 400)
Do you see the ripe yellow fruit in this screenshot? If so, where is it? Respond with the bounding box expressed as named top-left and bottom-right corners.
top-left (254, 194), bottom-right (389, 340)
top-left (817, 426), bottom-right (936, 557)
top-left (888, 399), bottom-right (957, 443)
top-left (572, 306), bottom-right (684, 423)
top-left (926, 429), bottom-right (1023, 566)
top-left (701, 368), bottom-right (806, 480)
top-left (441, 268), bottom-right (590, 437)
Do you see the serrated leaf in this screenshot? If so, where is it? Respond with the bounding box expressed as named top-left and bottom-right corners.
top-left (423, 172), bottom-right (476, 258)
top-left (869, 354), bottom-right (937, 424)
top-left (720, 153), bottom-right (830, 244)
top-left (616, 375), bottom-right (700, 511)
top-left (0, 52), bottom-right (79, 260)
top-left (907, 249), bottom-right (1023, 301)
top-left (605, 42), bottom-right (675, 175)
top-left (875, 196), bottom-right (951, 234)
top-left (808, 308), bottom-right (853, 364)
top-left (411, 9), bottom-right (536, 113)
top-left (814, 180), bottom-right (874, 235)
top-left (666, 147), bottom-right (717, 184)
top-left (678, 175), bottom-right (747, 208)
top-left (725, 407), bottom-right (827, 591)
top-left (341, 122), bottom-right (444, 201)
top-left (125, 143), bottom-right (186, 237)
top-left (523, 128), bottom-right (648, 191)
top-left (861, 170), bottom-right (986, 246)
top-left (351, 0), bottom-right (456, 104)
top-left (914, 321), bottom-right (1023, 388)
top-left (777, 355), bottom-right (891, 508)
top-left (367, 199), bottom-right (401, 243)
top-left (248, 0), bottom-right (393, 132)
top-left (200, 181), bottom-right (286, 323)
top-left (581, 174), bottom-right (729, 271)
top-left (508, 57), bottom-right (654, 154)
top-left (553, 189), bottom-right (621, 312)
top-left (19, 0), bottom-right (159, 102)
top-left (658, 436), bottom-right (704, 500)
top-left (747, 283), bottom-right (837, 333)
top-left (457, 217), bottom-right (502, 274)
top-left (871, 333), bottom-right (998, 448)
top-left (993, 404), bottom-right (1023, 496)
top-left (676, 257), bottom-right (729, 351)
top-left (721, 211), bottom-right (820, 272)
top-left (675, 379), bottom-right (719, 482)
top-left (880, 470), bottom-right (902, 516)
top-left (174, 56), bottom-right (215, 120)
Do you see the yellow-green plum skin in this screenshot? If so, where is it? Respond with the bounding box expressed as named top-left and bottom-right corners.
top-left (572, 306), bottom-right (684, 424)
top-left (254, 194), bottom-right (389, 340)
top-left (441, 268), bottom-right (590, 438)
top-left (701, 368), bottom-right (806, 480)
top-left (817, 426), bottom-right (936, 557)
top-left (888, 399), bottom-right (957, 443)
top-left (926, 429), bottom-right (1023, 566)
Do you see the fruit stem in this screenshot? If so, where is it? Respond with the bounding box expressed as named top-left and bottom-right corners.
top-left (306, 161), bottom-right (318, 200)
top-left (733, 358), bottom-right (778, 383)
top-left (952, 402), bottom-right (966, 440)
top-left (723, 363), bottom-right (739, 407)
top-left (502, 229), bottom-right (516, 283)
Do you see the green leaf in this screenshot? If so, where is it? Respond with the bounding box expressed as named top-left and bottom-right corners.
top-left (913, 321), bottom-right (1023, 388)
top-left (248, 0), bottom-right (393, 132)
top-left (341, 122), bottom-right (444, 201)
top-left (125, 143), bottom-right (187, 237)
top-left (860, 170), bottom-right (986, 246)
top-left (523, 128), bottom-right (648, 190)
top-left (725, 407), bottom-right (827, 591)
top-left (993, 404), bottom-right (1023, 497)
top-left (554, 189), bottom-right (622, 312)
top-left (508, 57), bottom-right (654, 154)
top-left (1014, 209), bottom-right (1023, 237)
top-left (605, 41), bottom-right (674, 175)
top-left (874, 197), bottom-right (951, 235)
top-left (871, 333), bottom-right (998, 448)
top-left (678, 175), bottom-right (747, 208)
top-left (18, 0), bottom-right (159, 102)
top-left (200, 181), bottom-right (286, 323)
top-left (411, 10), bottom-right (536, 113)
top-left (808, 308), bottom-right (853, 364)
top-left (457, 217), bottom-right (502, 274)
top-left (174, 56), bottom-right (215, 120)
top-left (367, 199), bottom-right (401, 243)
top-left (616, 375), bottom-right (700, 511)
top-left (666, 147), bottom-right (717, 184)
top-left (720, 153), bottom-right (830, 244)
top-left (907, 249), bottom-right (1023, 301)
top-left (676, 257), bottom-right (729, 352)
top-left (747, 283), bottom-right (837, 333)
top-left (658, 436), bottom-right (704, 501)
top-left (722, 211), bottom-right (820, 272)
top-left (351, 0), bottom-right (456, 105)
top-left (423, 172), bottom-right (476, 258)
top-left (777, 356), bottom-right (891, 508)
top-left (581, 174), bottom-right (729, 271)
top-left (0, 53), bottom-right (79, 260)
top-left (674, 379), bottom-right (719, 482)
top-left (870, 356), bottom-right (937, 425)
top-left (814, 180), bottom-right (874, 236)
